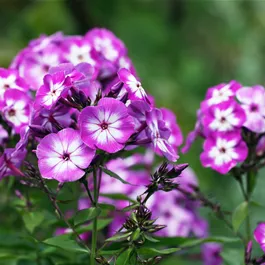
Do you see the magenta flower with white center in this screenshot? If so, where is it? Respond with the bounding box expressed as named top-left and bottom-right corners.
top-left (254, 223), bottom-right (265, 252)
top-left (202, 100), bottom-right (246, 134)
top-left (36, 128), bottom-right (95, 182)
top-left (236, 86), bottom-right (265, 133)
top-left (79, 98), bottom-right (134, 153)
top-left (146, 108), bottom-right (179, 162)
top-left (0, 68), bottom-right (29, 108)
top-left (62, 37), bottom-right (97, 67)
top-left (118, 68), bottom-right (149, 102)
top-left (2, 89), bottom-right (31, 133)
top-left (201, 81), bottom-right (241, 111)
top-left (85, 28), bottom-right (126, 63)
top-left (200, 132), bottom-right (248, 174)
top-left (35, 71), bottom-right (72, 110)
top-left (16, 46), bottom-right (62, 91)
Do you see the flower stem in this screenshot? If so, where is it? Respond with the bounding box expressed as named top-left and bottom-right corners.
top-left (91, 167), bottom-right (99, 265)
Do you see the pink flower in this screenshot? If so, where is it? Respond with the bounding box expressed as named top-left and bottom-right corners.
top-left (200, 132), bottom-right (248, 174)
top-left (118, 68), bottom-right (149, 102)
top-left (79, 98), bottom-right (134, 153)
top-left (62, 37), bottom-right (97, 67)
top-left (146, 108), bottom-right (179, 162)
top-left (36, 128), bottom-right (95, 182)
top-left (236, 86), bottom-right (265, 133)
top-left (201, 81), bottom-right (241, 111)
top-left (0, 68), bottom-right (29, 108)
top-left (0, 148), bottom-right (27, 180)
top-left (35, 71), bottom-right (72, 110)
top-left (2, 89), bottom-right (31, 133)
top-left (254, 223), bottom-right (265, 252)
top-left (202, 100), bottom-right (246, 134)
top-left (202, 243), bottom-right (223, 265)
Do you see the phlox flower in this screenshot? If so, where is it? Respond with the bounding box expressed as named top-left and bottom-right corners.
top-left (62, 37), bottom-right (97, 66)
top-left (200, 132), bottom-right (248, 174)
top-left (85, 28), bottom-right (126, 63)
top-left (201, 81), bottom-right (241, 111)
top-left (254, 223), bottom-right (265, 252)
top-left (202, 243), bottom-right (223, 265)
top-left (2, 89), bottom-right (31, 133)
top-left (0, 148), bottom-right (27, 180)
top-left (236, 86), bottom-right (265, 133)
top-left (146, 108), bottom-right (179, 162)
top-left (36, 128), bottom-right (95, 182)
top-left (35, 71), bottom-right (72, 110)
top-left (118, 68), bottom-right (149, 102)
top-left (79, 98), bottom-right (134, 153)
top-left (202, 100), bottom-right (246, 134)
top-left (0, 68), bottom-right (29, 107)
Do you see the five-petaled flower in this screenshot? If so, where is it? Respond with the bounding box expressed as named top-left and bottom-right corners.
top-left (79, 98), bottom-right (134, 153)
top-left (200, 132), bottom-right (248, 174)
top-left (36, 128), bottom-right (95, 182)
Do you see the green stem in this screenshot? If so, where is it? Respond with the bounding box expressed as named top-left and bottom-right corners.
top-left (91, 167), bottom-right (99, 265)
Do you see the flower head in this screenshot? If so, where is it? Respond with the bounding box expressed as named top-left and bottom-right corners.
top-left (36, 128), bottom-right (95, 182)
top-left (118, 68), bottom-right (149, 102)
top-left (200, 132), bottom-right (248, 174)
top-left (236, 86), bottom-right (265, 133)
top-left (79, 98), bottom-right (134, 153)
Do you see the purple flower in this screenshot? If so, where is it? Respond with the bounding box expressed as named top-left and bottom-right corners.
top-left (254, 223), bottom-right (265, 252)
top-left (2, 89), bottom-right (31, 133)
top-left (79, 98), bottom-right (134, 153)
top-left (85, 28), bottom-right (126, 63)
top-left (0, 68), bottom-right (29, 107)
top-left (0, 148), bottom-right (27, 180)
top-left (201, 81), bottom-right (241, 111)
top-left (118, 68), bottom-right (149, 102)
top-left (202, 243), bottom-right (223, 265)
top-left (146, 108), bottom-right (179, 162)
top-left (62, 37), bottom-right (97, 67)
top-left (236, 86), bottom-right (265, 133)
top-left (161, 108), bottom-right (183, 148)
top-left (35, 71), bottom-right (72, 110)
top-left (202, 100), bottom-right (246, 134)
top-left (36, 128), bottom-right (95, 182)
top-left (200, 132), bottom-right (248, 174)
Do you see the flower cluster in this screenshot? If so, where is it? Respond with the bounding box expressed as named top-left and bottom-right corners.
top-left (0, 28), bottom-right (183, 182)
top-left (183, 81), bottom-right (265, 174)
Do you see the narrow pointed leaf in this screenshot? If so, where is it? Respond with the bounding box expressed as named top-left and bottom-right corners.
top-left (74, 207), bottom-right (101, 226)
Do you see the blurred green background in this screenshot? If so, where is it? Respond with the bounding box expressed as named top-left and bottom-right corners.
top-left (1, 0), bottom-right (265, 264)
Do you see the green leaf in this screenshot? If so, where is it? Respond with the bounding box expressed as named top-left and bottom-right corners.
top-left (76, 218), bottom-right (113, 233)
top-left (98, 203), bottom-right (116, 211)
top-left (232, 202), bottom-right (248, 232)
top-left (221, 248), bottom-right (244, 265)
top-left (116, 248), bottom-right (133, 265)
top-left (101, 193), bottom-right (135, 202)
top-left (144, 234), bottom-right (160, 243)
top-left (149, 236), bottom-right (240, 248)
top-left (122, 203), bottom-right (140, 212)
top-left (138, 247), bottom-right (180, 256)
top-left (106, 231), bottom-right (132, 242)
top-left (131, 228), bottom-right (141, 241)
top-left (43, 234), bottom-right (89, 253)
top-left (22, 211), bottom-right (44, 233)
top-left (100, 166), bottom-right (135, 185)
top-left (73, 207), bottom-right (101, 226)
